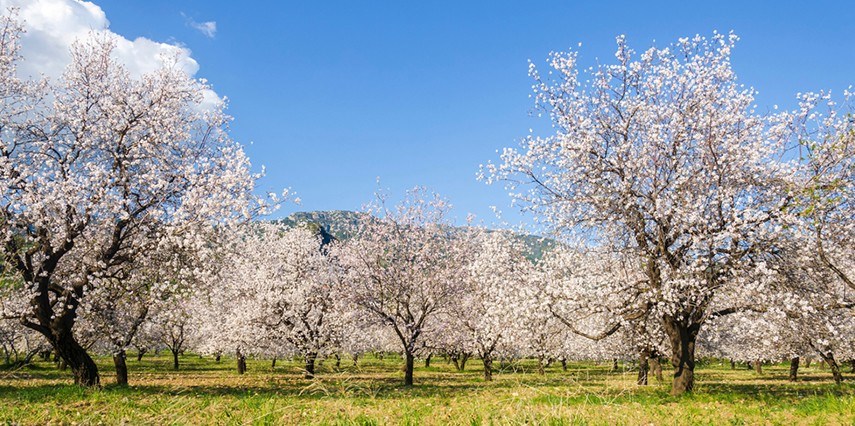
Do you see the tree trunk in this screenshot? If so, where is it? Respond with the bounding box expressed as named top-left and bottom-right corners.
top-left (215, 353), bottom-right (221, 362)
top-left (404, 352), bottom-right (414, 386)
top-left (754, 359), bottom-right (763, 375)
top-left (335, 354), bottom-right (341, 369)
top-left (236, 350), bottom-right (247, 375)
top-left (483, 355), bottom-right (493, 381)
top-left (460, 353), bottom-right (469, 371)
top-left (54, 333), bottom-right (99, 386)
top-left (537, 356), bottom-right (546, 375)
top-left (271, 357), bottom-right (277, 368)
top-left (424, 353), bottom-right (432, 368)
top-left (729, 358), bottom-right (735, 370)
top-left (352, 354), bottom-right (358, 366)
top-left (817, 351), bottom-right (843, 385)
top-left (113, 350), bottom-right (128, 386)
top-left (561, 359), bottom-right (567, 372)
top-left (663, 318), bottom-right (698, 396)
top-left (304, 354), bottom-right (317, 379)
top-left (849, 359), bottom-right (855, 373)
top-left (450, 354), bottom-right (460, 371)
top-left (171, 350), bottom-right (179, 370)
top-left (637, 348), bottom-right (650, 386)
top-left (650, 357), bottom-right (663, 382)
top-left (136, 349), bottom-right (147, 362)
top-left (789, 357), bottom-right (799, 382)
top-left (611, 358), bottom-right (619, 372)
top-left (804, 357), bottom-right (811, 368)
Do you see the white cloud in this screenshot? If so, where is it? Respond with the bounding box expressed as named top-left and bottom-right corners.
top-left (181, 12), bottom-right (216, 39)
top-left (188, 19), bottom-right (216, 39)
top-left (0, 0), bottom-right (220, 107)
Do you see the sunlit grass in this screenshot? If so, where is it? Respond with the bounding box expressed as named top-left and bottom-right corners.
top-left (0, 354), bottom-right (852, 425)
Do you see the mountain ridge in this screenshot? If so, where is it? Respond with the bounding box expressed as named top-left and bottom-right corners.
top-left (274, 210), bottom-right (557, 260)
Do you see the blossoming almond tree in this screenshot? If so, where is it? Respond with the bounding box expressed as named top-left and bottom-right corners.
top-left (215, 223), bottom-right (345, 379)
top-left (333, 188), bottom-right (468, 386)
top-left (0, 12), bottom-right (271, 386)
top-left (449, 229), bottom-right (531, 381)
top-left (486, 33), bottom-right (795, 395)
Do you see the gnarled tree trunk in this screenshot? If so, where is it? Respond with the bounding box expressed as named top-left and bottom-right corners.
top-left (236, 349), bottom-right (247, 375)
top-left (817, 350), bottom-right (843, 385)
top-left (663, 317), bottom-right (699, 396)
top-left (789, 357), bottom-right (799, 381)
top-left (404, 352), bottom-right (414, 386)
top-left (113, 350), bottom-right (128, 386)
top-left (54, 332), bottom-right (99, 386)
top-left (637, 348), bottom-right (650, 386)
top-left (650, 356), bottom-right (663, 382)
top-left (304, 353), bottom-right (317, 379)
top-left (483, 355), bottom-right (493, 381)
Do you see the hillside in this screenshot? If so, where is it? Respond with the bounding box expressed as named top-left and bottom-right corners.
top-left (275, 210), bottom-right (557, 260)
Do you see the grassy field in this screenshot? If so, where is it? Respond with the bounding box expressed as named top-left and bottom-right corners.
top-left (0, 353), bottom-right (852, 425)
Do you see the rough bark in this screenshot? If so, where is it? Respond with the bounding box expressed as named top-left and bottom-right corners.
top-left (113, 350), bottom-right (128, 386)
top-left (789, 357), bottom-right (799, 381)
top-left (650, 356), bottom-right (663, 382)
top-left (304, 354), bottom-right (317, 379)
top-left (404, 352), bottom-right (414, 386)
top-left (236, 349), bottom-right (247, 375)
top-left (54, 332), bottom-right (99, 386)
top-left (663, 317), bottom-right (698, 396)
top-left (817, 351), bottom-right (843, 384)
top-left (637, 348), bottom-right (650, 386)
top-left (483, 355), bottom-right (493, 381)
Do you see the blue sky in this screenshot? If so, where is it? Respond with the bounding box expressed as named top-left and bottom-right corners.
top-left (91, 1), bottom-right (854, 228)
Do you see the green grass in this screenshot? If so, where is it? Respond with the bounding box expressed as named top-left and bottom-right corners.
top-left (0, 354), bottom-right (852, 425)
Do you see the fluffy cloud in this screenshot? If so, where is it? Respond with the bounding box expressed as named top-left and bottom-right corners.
top-left (0, 0), bottom-right (220, 108)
